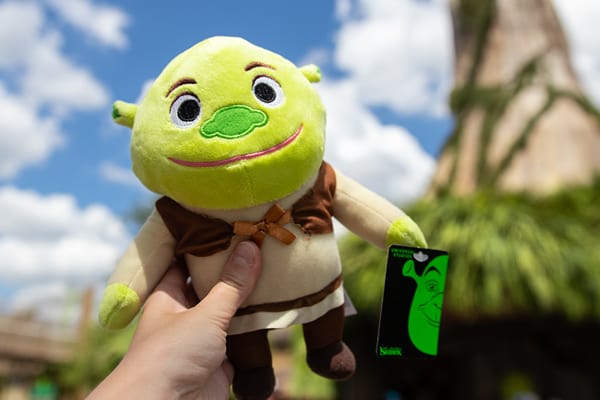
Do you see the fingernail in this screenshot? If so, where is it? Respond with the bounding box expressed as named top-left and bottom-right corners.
top-left (231, 241), bottom-right (258, 269)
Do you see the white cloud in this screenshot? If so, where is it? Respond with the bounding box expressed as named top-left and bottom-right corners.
top-left (0, 1), bottom-right (44, 68)
top-left (0, 0), bottom-right (123, 178)
top-left (320, 79), bottom-right (436, 204)
top-left (0, 185), bottom-right (131, 321)
top-left (311, 0), bottom-right (440, 205)
top-left (21, 31), bottom-right (109, 115)
top-left (0, 1), bottom-right (130, 320)
top-left (553, 0), bottom-right (600, 106)
top-left (330, 0), bottom-right (600, 116)
top-left (320, 0), bottom-right (600, 209)
top-left (99, 161), bottom-right (144, 189)
top-left (0, 186), bottom-right (130, 284)
top-left (0, 84), bottom-right (64, 178)
top-left (298, 48), bottom-right (331, 70)
top-left (0, 1), bottom-right (110, 110)
top-left (135, 79), bottom-right (155, 104)
top-left (8, 281), bottom-right (70, 321)
top-left (334, 0), bottom-right (453, 116)
top-left (6, 280), bottom-right (106, 324)
top-left (335, 0), bottom-right (353, 21)
top-left (45, 0), bottom-right (129, 49)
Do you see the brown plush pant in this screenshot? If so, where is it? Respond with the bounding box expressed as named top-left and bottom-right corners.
top-left (226, 305), bottom-right (345, 371)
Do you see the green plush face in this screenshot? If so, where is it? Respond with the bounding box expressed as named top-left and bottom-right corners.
top-left (115, 36), bottom-right (326, 209)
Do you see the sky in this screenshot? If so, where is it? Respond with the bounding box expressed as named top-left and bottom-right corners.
top-left (0, 0), bottom-right (599, 323)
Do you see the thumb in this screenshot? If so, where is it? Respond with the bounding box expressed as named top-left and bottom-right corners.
top-left (193, 241), bottom-right (261, 329)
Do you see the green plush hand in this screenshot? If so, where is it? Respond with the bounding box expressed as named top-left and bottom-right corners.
top-left (98, 283), bottom-right (141, 330)
top-left (386, 215), bottom-right (427, 248)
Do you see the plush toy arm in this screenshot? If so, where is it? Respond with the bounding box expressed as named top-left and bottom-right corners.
top-left (98, 207), bottom-right (176, 329)
top-left (332, 169), bottom-right (427, 249)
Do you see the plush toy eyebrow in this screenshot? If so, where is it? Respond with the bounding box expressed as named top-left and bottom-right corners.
top-left (245, 61), bottom-right (276, 71)
top-left (166, 78), bottom-right (197, 97)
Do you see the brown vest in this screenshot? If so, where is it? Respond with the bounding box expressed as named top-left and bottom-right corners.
top-left (155, 162), bottom-right (336, 258)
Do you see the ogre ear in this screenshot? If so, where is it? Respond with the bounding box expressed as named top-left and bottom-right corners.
top-left (112, 100), bottom-right (137, 128)
top-left (299, 64), bottom-right (321, 83)
top-left (403, 260), bottom-right (419, 282)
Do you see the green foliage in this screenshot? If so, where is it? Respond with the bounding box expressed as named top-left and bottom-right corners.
top-left (339, 234), bottom-right (388, 314)
top-left (56, 321), bottom-right (136, 394)
top-left (441, 0), bottom-right (600, 197)
top-left (486, 86), bottom-right (556, 187)
top-left (446, 54), bottom-right (544, 192)
top-left (456, 0), bottom-right (496, 36)
top-left (460, 0), bottom-right (496, 85)
top-left (341, 182), bottom-right (600, 320)
top-left (449, 56), bottom-right (541, 115)
top-left (443, 58), bottom-right (600, 195)
top-left (570, 91), bottom-right (600, 125)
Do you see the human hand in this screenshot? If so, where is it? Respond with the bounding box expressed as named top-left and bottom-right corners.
top-left (88, 240), bottom-right (262, 400)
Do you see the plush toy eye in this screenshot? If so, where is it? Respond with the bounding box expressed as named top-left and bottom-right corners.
top-left (170, 93), bottom-right (202, 128)
top-left (252, 76), bottom-right (284, 107)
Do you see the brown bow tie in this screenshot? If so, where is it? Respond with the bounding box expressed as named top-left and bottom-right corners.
top-left (232, 204), bottom-right (296, 247)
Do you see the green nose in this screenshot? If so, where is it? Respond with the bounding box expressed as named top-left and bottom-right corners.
top-left (200, 105), bottom-right (268, 139)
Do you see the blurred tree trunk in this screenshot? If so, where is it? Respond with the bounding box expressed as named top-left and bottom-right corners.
top-left (429, 0), bottom-right (600, 197)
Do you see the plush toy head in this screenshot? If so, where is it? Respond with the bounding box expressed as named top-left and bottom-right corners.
top-left (113, 36), bottom-right (325, 209)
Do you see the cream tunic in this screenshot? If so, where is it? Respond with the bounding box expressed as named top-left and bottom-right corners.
top-left (181, 169), bottom-right (344, 335)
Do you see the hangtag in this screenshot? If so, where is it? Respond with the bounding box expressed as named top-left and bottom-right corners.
top-left (376, 245), bottom-right (449, 358)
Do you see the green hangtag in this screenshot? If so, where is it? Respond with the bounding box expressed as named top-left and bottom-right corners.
top-left (376, 245), bottom-right (449, 358)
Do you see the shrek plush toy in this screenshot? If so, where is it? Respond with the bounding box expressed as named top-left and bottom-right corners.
top-left (100, 36), bottom-right (426, 399)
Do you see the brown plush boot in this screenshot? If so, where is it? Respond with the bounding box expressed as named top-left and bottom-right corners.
top-left (306, 340), bottom-right (356, 380)
top-left (303, 305), bottom-right (356, 380)
top-left (227, 330), bottom-right (275, 400)
top-left (231, 366), bottom-right (275, 400)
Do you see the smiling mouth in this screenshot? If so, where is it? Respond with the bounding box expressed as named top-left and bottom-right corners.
top-left (419, 304), bottom-right (441, 327)
top-left (168, 124), bottom-right (303, 168)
